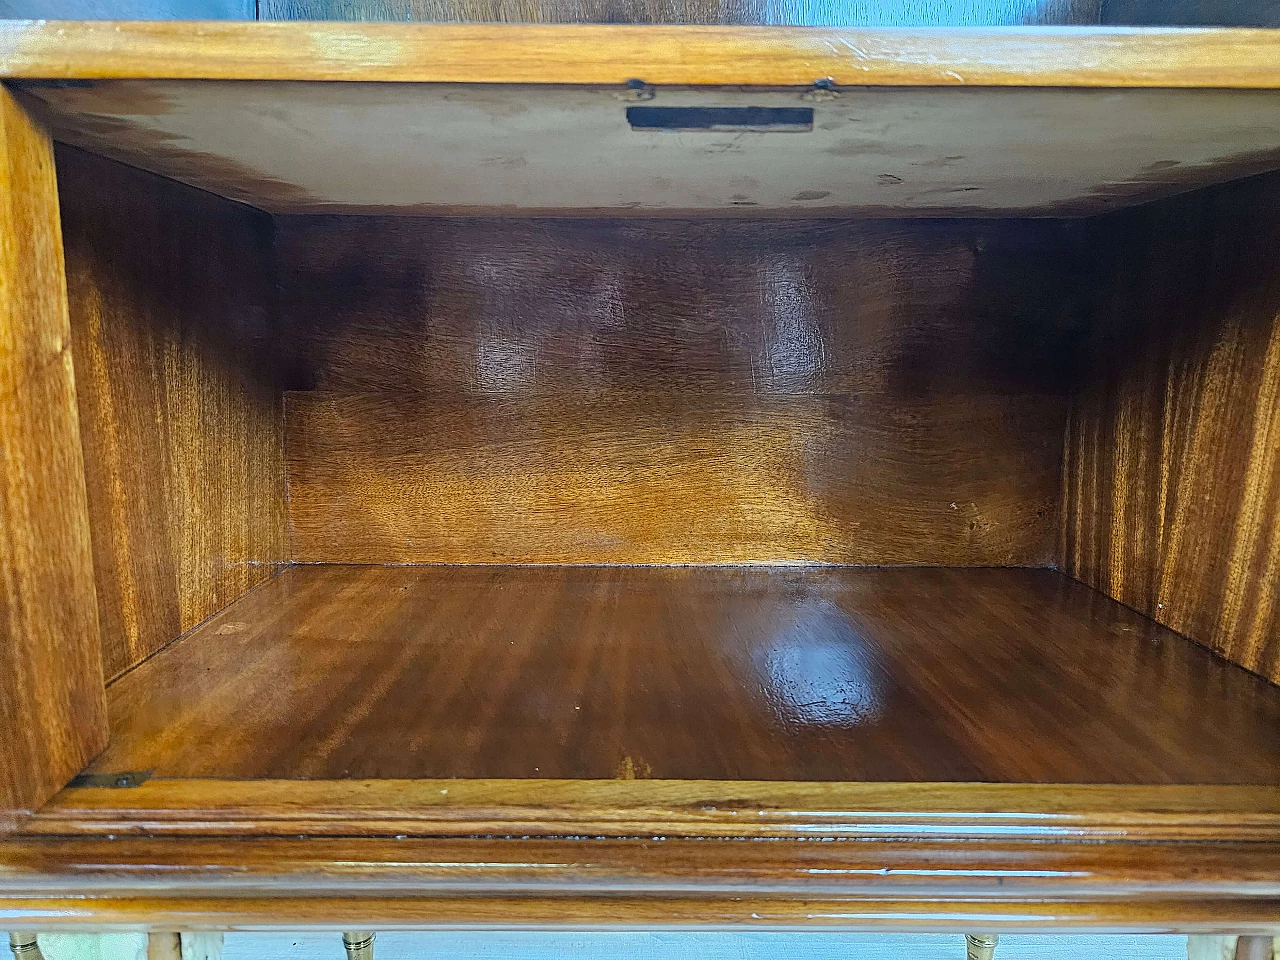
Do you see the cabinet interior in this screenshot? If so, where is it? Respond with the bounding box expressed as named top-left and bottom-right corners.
top-left (39, 79), bottom-right (1280, 799)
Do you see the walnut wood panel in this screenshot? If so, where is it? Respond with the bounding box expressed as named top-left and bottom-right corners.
top-left (281, 217), bottom-right (1078, 564)
top-left (27, 779), bottom-right (1280, 841)
top-left (1, 833), bottom-right (1279, 930)
top-left (56, 146), bottom-right (286, 680)
top-left (262, 0), bottom-right (1099, 25)
top-left (287, 392), bottom-right (1064, 563)
top-left (1061, 170), bottom-right (1280, 685)
top-left (0, 88), bottom-right (108, 829)
top-left (85, 565), bottom-right (1280, 782)
top-left (5, 24), bottom-right (1280, 87)
top-left (19, 82), bottom-right (1280, 216)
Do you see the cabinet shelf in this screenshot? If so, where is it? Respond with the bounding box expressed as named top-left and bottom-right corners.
top-left (88, 565), bottom-right (1280, 785)
top-left (9, 24), bottom-right (1280, 215)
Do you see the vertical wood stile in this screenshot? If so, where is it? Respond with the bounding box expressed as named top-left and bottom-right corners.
top-left (0, 86), bottom-right (108, 829)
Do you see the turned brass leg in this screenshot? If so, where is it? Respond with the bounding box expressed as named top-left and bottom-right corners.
top-left (966, 934), bottom-right (999, 960)
top-left (7, 935), bottom-right (44, 960)
top-left (1235, 937), bottom-right (1275, 960)
top-left (342, 932), bottom-right (375, 960)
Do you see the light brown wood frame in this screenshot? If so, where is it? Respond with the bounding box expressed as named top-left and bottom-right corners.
top-left (1, 23), bottom-right (1280, 86)
top-left (0, 84), bottom-right (107, 831)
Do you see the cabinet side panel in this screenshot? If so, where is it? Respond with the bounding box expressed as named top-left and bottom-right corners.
top-left (1062, 170), bottom-right (1280, 685)
top-left (57, 146), bottom-right (286, 682)
top-left (280, 217), bottom-right (1086, 566)
top-left (0, 89), bottom-right (108, 826)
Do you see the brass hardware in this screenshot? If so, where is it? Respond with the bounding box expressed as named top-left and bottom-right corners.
top-left (8, 934), bottom-right (44, 960)
top-left (802, 78), bottom-right (842, 102)
top-left (342, 932), bottom-right (375, 960)
top-left (614, 79), bottom-right (655, 102)
top-left (1234, 937), bottom-right (1275, 960)
top-left (966, 934), bottom-right (999, 960)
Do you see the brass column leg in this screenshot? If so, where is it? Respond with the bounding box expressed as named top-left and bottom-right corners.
top-left (342, 932), bottom-right (375, 960)
top-left (966, 934), bottom-right (999, 960)
top-left (1235, 937), bottom-right (1275, 960)
top-left (7, 935), bottom-right (44, 960)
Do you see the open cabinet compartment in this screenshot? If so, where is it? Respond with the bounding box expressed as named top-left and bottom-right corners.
top-left (2, 23), bottom-right (1280, 931)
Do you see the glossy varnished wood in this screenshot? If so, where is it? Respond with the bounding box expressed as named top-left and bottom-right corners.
top-left (56, 146), bottom-right (286, 680)
top-left (1062, 169), bottom-right (1280, 684)
top-left (0, 88), bottom-right (107, 828)
top-left (282, 217), bottom-right (1077, 564)
top-left (26, 779), bottom-right (1280, 841)
top-left (86, 565), bottom-right (1280, 782)
top-left (5, 24), bottom-right (1280, 87)
top-left (1, 831), bottom-right (1279, 930)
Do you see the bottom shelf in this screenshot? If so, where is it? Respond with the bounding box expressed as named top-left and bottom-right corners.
top-left (87, 565), bottom-right (1280, 784)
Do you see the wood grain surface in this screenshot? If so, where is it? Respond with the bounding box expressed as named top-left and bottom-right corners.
top-left (86, 565), bottom-right (1280, 783)
top-left (5, 24), bottom-right (1280, 87)
top-left (1, 832), bottom-right (1279, 930)
top-left (281, 217), bottom-right (1079, 564)
top-left (27, 778), bottom-right (1280, 841)
top-left (0, 88), bottom-right (108, 829)
top-left (261, 0), bottom-right (1101, 24)
top-left (1062, 169), bottom-right (1280, 684)
top-left (57, 146), bottom-right (286, 681)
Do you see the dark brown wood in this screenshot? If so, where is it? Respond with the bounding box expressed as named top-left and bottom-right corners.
top-left (0, 88), bottom-right (108, 829)
top-left (1, 832), bottom-right (1279, 930)
top-left (1061, 169), bottom-right (1280, 685)
top-left (280, 217), bottom-right (1081, 565)
top-left (56, 146), bottom-right (287, 681)
top-left (260, 0), bottom-right (1100, 26)
top-left (85, 565), bottom-right (1280, 782)
top-left (25, 779), bottom-right (1280, 841)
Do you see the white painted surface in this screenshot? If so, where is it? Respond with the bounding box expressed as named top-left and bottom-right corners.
top-left (25, 82), bottom-right (1280, 215)
top-left (35, 935), bottom-right (147, 960)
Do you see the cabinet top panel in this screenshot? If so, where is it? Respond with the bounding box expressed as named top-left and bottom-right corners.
top-left (3, 23), bottom-right (1280, 86)
top-left (17, 77), bottom-right (1280, 215)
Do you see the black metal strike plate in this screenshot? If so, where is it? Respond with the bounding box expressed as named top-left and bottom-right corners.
top-left (67, 770), bottom-right (153, 789)
top-left (626, 105), bottom-right (814, 132)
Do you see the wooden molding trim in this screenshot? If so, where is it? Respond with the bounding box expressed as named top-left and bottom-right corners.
top-left (2, 830), bottom-right (1279, 929)
top-left (23, 779), bottom-right (1280, 842)
top-left (4, 24), bottom-right (1280, 86)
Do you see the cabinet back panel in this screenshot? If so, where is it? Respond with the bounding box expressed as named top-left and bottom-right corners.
top-left (1062, 169), bottom-right (1280, 685)
top-left (57, 147), bottom-right (287, 680)
top-left (280, 217), bottom-right (1084, 564)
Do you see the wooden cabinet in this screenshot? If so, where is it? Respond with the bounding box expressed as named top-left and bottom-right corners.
top-left (0, 21), bottom-right (1278, 933)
